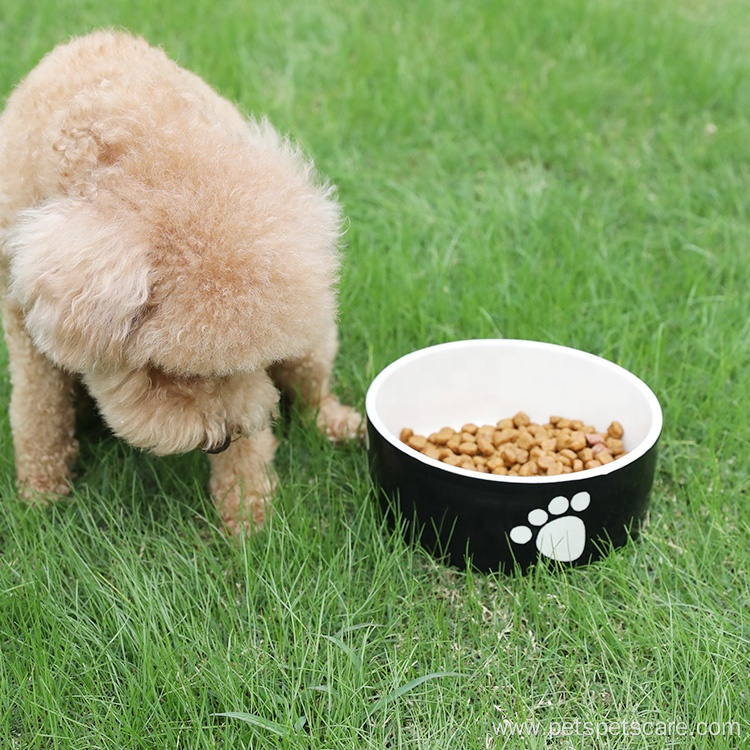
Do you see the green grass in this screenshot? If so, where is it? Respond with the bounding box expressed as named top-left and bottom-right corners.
top-left (1, 0), bottom-right (749, 747)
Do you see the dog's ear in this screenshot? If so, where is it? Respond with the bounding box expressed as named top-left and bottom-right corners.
top-left (7, 197), bottom-right (152, 372)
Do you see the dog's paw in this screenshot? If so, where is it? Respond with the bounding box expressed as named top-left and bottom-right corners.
top-left (17, 467), bottom-right (75, 505)
top-left (211, 471), bottom-right (277, 535)
top-left (316, 395), bottom-right (365, 442)
top-left (220, 491), bottom-right (272, 535)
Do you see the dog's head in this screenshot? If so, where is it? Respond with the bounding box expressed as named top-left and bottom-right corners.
top-left (6, 121), bottom-right (341, 454)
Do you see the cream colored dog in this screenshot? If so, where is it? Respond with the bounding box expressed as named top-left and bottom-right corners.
top-left (0, 30), bottom-right (362, 531)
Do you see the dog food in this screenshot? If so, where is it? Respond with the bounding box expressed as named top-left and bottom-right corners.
top-left (400, 412), bottom-right (626, 476)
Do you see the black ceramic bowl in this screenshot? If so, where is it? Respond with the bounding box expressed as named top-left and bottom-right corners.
top-left (366, 339), bottom-right (662, 573)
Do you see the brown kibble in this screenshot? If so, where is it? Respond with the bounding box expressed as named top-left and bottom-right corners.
top-left (578, 447), bottom-right (594, 462)
top-left (493, 428), bottom-right (518, 446)
top-left (487, 456), bottom-right (505, 472)
top-left (432, 427), bottom-right (455, 445)
top-left (425, 445), bottom-right (446, 461)
top-left (446, 435), bottom-right (461, 453)
top-left (537, 453), bottom-right (556, 470)
top-left (555, 431), bottom-right (572, 451)
top-left (591, 442), bottom-right (608, 456)
top-left (514, 448), bottom-right (530, 465)
top-left (407, 434), bottom-right (427, 451)
top-left (500, 445), bottom-right (518, 467)
top-left (477, 436), bottom-right (495, 456)
top-left (401, 413), bottom-right (625, 477)
top-left (568, 431), bottom-right (587, 452)
top-left (458, 441), bottom-right (478, 456)
top-left (517, 431), bottom-right (536, 451)
top-left (458, 455), bottom-right (475, 469)
top-left (540, 437), bottom-right (557, 452)
top-left (606, 437), bottom-right (624, 455)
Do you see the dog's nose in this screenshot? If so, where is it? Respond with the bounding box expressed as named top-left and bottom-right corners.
top-left (203, 435), bottom-right (232, 454)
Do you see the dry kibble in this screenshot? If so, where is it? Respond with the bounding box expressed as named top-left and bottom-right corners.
top-left (476, 436), bottom-right (495, 456)
top-left (517, 431), bottom-right (536, 451)
top-left (568, 431), bottom-right (587, 452)
top-left (500, 445), bottom-right (518, 467)
top-left (432, 427), bottom-right (455, 445)
top-left (458, 441), bottom-right (479, 456)
top-left (400, 413), bottom-right (627, 476)
top-left (537, 453), bottom-right (556, 471)
top-left (606, 437), bottom-right (624, 455)
top-left (540, 437), bottom-right (557, 452)
top-left (578, 447), bottom-right (594, 463)
top-left (493, 428), bottom-right (518, 446)
top-left (447, 435), bottom-right (461, 452)
top-left (407, 434), bottom-right (427, 451)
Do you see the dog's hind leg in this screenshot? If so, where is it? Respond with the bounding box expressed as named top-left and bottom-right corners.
top-left (269, 323), bottom-right (363, 442)
top-left (2, 299), bottom-right (79, 500)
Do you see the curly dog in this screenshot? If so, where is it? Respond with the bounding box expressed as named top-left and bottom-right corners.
top-left (0, 30), bottom-right (362, 531)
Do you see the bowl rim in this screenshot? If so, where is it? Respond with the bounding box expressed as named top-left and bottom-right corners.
top-left (365, 338), bottom-right (663, 485)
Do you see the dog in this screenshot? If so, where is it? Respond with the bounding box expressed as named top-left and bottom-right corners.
top-left (0, 30), bottom-right (362, 531)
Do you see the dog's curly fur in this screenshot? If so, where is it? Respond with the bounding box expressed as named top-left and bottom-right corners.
top-left (0, 30), bottom-right (362, 531)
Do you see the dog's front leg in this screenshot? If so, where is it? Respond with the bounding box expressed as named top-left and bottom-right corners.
top-left (2, 299), bottom-right (79, 500)
top-left (207, 427), bottom-right (279, 534)
top-left (270, 324), bottom-right (363, 441)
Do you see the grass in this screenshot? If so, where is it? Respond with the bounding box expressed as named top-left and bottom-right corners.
top-left (1, 0), bottom-right (749, 747)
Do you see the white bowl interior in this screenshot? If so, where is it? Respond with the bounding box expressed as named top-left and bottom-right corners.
top-left (366, 339), bottom-right (663, 484)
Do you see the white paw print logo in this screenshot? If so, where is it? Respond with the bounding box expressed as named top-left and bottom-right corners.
top-left (509, 492), bottom-right (592, 562)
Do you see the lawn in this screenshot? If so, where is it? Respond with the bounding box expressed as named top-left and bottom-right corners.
top-left (0, 0), bottom-right (749, 747)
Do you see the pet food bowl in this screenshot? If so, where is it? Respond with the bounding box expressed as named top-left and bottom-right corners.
top-left (365, 339), bottom-right (662, 573)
